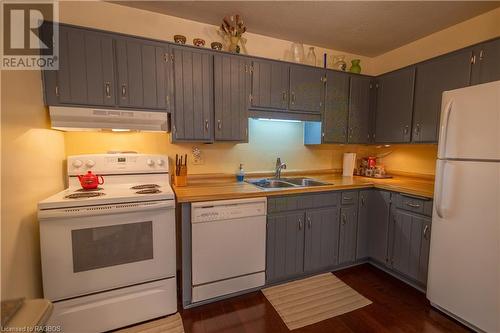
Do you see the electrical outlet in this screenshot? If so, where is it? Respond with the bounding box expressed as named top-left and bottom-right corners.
top-left (192, 146), bottom-right (204, 165)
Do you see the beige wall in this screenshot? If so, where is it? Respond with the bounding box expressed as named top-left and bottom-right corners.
top-left (1, 2), bottom-right (498, 300)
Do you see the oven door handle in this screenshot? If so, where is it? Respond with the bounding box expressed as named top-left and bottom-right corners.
top-left (38, 200), bottom-right (175, 219)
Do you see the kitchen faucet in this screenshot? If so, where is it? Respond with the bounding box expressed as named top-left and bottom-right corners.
top-left (275, 157), bottom-right (287, 179)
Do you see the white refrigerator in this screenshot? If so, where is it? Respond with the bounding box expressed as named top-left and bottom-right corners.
top-left (427, 80), bottom-right (500, 333)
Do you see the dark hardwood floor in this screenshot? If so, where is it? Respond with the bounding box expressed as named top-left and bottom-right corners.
top-left (180, 264), bottom-right (470, 333)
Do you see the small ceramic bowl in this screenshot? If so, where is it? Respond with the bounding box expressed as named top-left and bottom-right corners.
top-left (173, 35), bottom-right (186, 44)
top-left (193, 38), bottom-right (206, 47)
top-left (210, 42), bottom-right (223, 51)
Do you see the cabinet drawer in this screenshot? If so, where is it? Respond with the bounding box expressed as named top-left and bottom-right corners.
top-left (394, 194), bottom-right (433, 216)
top-left (341, 191), bottom-right (359, 206)
top-left (268, 192), bottom-right (339, 213)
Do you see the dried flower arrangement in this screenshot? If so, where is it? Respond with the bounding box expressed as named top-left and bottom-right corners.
top-left (218, 14), bottom-right (247, 53)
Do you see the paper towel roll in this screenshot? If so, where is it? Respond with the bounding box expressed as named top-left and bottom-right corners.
top-left (343, 153), bottom-right (356, 177)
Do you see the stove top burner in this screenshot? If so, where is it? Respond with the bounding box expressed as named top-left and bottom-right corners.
top-left (76, 187), bottom-right (104, 192)
top-left (136, 189), bottom-right (162, 194)
top-left (130, 184), bottom-right (160, 190)
top-left (65, 192), bottom-right (106, 199)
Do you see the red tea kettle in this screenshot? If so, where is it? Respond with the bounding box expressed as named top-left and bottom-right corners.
top-left (77, 171), bottom-right (104, 189)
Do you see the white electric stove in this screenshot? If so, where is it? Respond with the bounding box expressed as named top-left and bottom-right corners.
top-left (38, 153), bottom-right (177, 333)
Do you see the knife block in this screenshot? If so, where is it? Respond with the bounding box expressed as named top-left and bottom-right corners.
top-left (174, 165), bottom-right (187, 187)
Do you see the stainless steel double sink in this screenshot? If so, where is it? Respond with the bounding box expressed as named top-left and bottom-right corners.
top-left (246, 177), bottom-right (332, 190)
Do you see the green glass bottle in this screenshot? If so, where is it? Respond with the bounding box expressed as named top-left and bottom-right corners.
top-left (349, 59), bottom-right (361, 74)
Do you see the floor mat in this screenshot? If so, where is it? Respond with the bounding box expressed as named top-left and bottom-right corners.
top-left (117, 312), bottom-right (184, 333)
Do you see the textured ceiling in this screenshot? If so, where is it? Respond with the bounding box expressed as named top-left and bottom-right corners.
top-left (114, 1), bottom-right (500, 56)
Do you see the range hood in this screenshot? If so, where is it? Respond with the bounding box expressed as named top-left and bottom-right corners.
top-left (49, 106), bottom-right (170, 132)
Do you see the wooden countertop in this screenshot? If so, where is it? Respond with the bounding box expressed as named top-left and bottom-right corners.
top-left (173, 171), bottom-right (434, 203)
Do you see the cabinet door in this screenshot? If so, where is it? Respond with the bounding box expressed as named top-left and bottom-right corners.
top-left (289, 65), bottom-right (325, 113)
top-left (116, 37), bottom-right (169, 110)
top-left (171, 47), bottom-right (213, 142)
top-left (266, 211), bottom-right (305, 282)
top-left (367, 190), bottom-right (391, 265)
top-left (356, 190), bottom-right (371, 260)
top-left (390, 210), bottom-right (432, 284)
top-left (323, 71), bottom-right (350, 143)
top-left (374, 67), bottom-right (415, 143)
top-left (471, 38), bottom-right (500, 85)
top-left (251, 60), bottom-right (289, 110)
top-left (348, 76), bottom-right (372, 143)
top-left (304, 207), bottom-right (340, 272)
top-left (338, 206), bottom-right (358, 265)
top-left (214, 54), bottom-right (250, 141)
top-left (413, 49), bottom-right (472, 143)
top-left (52, 26), bottom-right (115, 106)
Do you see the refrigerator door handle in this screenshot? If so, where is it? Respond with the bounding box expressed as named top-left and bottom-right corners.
top-left (438, 100), bottom-right (453, 158)
top-left (435, 160), bottom-right (447, 218)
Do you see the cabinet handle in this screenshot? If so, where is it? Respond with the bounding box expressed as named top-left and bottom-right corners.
top-left (244, 64), bottom-right (248, 73)
top-left (291, 92), bottom-right (296, 104)
top-left (403, 125), bottom-right (409, 135)
top-left (414, 123), bottom-right (420, 135)
top-left (205, 119), bottom-right (209, 131)
top-left (479, 50), bottom-right (484, 61)
top-left (121, 84), bottom-right (127, 97)
top-left (361, 196), bottom-right (366, 206)
top-left (298, 218), bottom-right (303, 230)
top-left (282, 91), bottom-right (287, 103)
top-left (343, 196), bottom-right (353, 201)
top-left (342, 214), bottom-right (347, 225)
top-left (217, 119), bottom-right (222, 130)
top-left (307, 217), bottom-right (312, 229)
top-left (405, 202), bottom-right (421, 208)
top-left (104, 82), bottom-right (111, 98)
top-left (423, 225), bottom-right (430, 240)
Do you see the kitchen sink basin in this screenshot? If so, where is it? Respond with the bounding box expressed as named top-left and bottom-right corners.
top-left (246, 177), bottom-right (332, 190)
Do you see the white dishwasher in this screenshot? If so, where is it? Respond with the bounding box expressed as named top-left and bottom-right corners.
top-left (191, 197), bottom-right (267, 303)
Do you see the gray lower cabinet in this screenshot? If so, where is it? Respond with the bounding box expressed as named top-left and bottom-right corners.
top-left (322, 71), bottom-right (350, 143)
top-left (289, 65), bottom-right (325, 113)
top-left (251, 60), bottom-right (289, 110)
top-left (471, 38), bottom-right (500, 85)
top-left (116, 37), bottom-right (170, 110)
top-left (348, 76), bottom-right (373, 144)
top-left (266, 211), bottom-right (305, 282)
top-left (214, 54), bottom-right (251, 141)
top-left (412, 48), bottom-right (472, 143)
top-left (338, 205), bottom-right (358, 265)
top-left (367, 190), bottom-right (392, 265)
top-left (304, 207), bottom-right (340, 272)
top-left (389, 209), bottom-right (432, 285)
top-left (356, 190), bottom-right (371, 260)
top-left (374, 67), bottom-right (416, 143)
top-left (44, 25), bottom-right (116, 107)
top-left (171, 46), bottom-right (214, 142)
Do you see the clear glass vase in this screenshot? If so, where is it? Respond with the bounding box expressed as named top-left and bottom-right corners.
top-left (332, 55), bottom-right (347, 71)
top-left (290, 42), bottom-right (305, 63)
top-left (306, 47), bottom-right (317, 66)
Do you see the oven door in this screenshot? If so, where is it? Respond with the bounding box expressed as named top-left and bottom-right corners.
top-left (39, 200), bottom-right (175, 301)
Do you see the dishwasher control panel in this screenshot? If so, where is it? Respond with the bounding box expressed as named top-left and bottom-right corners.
top-left (191, 197), bottom-right (267, 223)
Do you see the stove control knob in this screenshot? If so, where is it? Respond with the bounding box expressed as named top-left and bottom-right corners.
top-left (72, 160), bottom-right (83, 168)
top-left (157, 159), bottom-right (165, 166)
top-left (85, 160), bottom-right (95, 168)
top-left (147, 159), bottom-right (155, 166)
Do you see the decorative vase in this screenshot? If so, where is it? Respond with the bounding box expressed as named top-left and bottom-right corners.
top-left (210, 42), bottom-right (223, 51)
top-left (193, 38), bottom-right (205, 47)
top-left (173, 35), bottom-right (186, 44)
top-left (306, 47), bottom-right (317, 66)
top-left (228, 36), bottom-right (240, 53)
top-left (290, 42), bottom-right (305, 63)
top-left (332, 55), bottom-right (347, 71)
top-left (349, 59), bottom-right (361, 74)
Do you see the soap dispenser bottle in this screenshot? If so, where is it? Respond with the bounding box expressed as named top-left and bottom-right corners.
top-left (236, 163), bottom-right (245, 182)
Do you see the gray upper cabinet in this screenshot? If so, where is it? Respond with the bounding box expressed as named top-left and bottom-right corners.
top-left (338, 205), bottom-right (358, 265)
top-left (116, 37), bottom-right (170, 110)
top-left (390, 209), bottom-right (432, 285)
top-left (266, 211), bottom-right (305, 283)
top-left (44, 25), bottom-right (116, 107)
top-left (412, 49), bottom-right (472, 143)
top-left (214, 54), bottom-right (251, 142)
top-left (322, 71), bottom-right (350, 143)
top-left (367, 190), bottom-right (391, 265)
top-left (251, 60), bottom-right (289, 110)
top-left (471, 38), bottom-right (500, 85)
top-left (374, 67), bottom-right (416, 143)
top-left (356, 190), bottom-right (371, 260)
top-left (304, 207), bottom-right (340, 272)
top-left (289, 65), bottom-right (325, 113)
top-left (171, 46), bottom-right (213, 142)
top-left (348, 76), bottom-right (372, 143)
